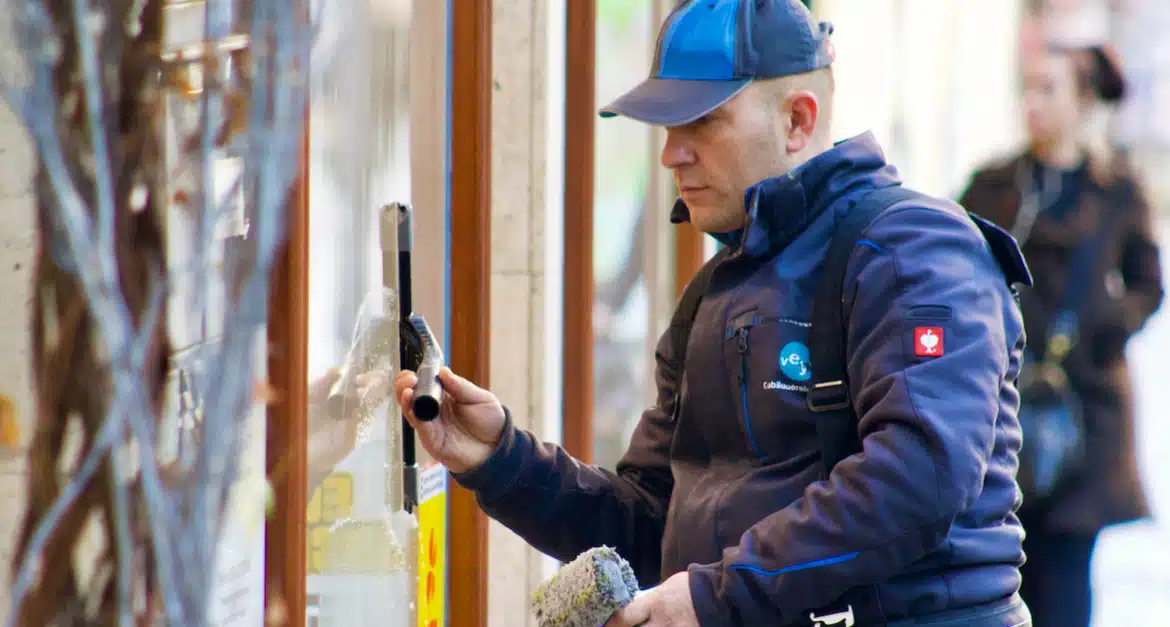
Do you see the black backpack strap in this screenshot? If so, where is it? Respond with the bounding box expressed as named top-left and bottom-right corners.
top-left (666, 246), bottom-right (731, 420)
top-left (673, 247), bottom-right (730, 337)
top-left (807, 186), bottom-right (921, 479)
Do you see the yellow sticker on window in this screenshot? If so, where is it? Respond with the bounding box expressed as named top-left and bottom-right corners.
top-left (417, 465), bottom-right (447, 627)
top-left (306, 473), bottom-right (354, 575)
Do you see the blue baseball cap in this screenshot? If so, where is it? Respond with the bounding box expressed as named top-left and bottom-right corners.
top-left (600, 0), bottom-right (835, 126)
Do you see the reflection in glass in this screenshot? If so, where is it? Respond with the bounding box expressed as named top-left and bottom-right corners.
top-left (305, 0), bottom-right (415, 624)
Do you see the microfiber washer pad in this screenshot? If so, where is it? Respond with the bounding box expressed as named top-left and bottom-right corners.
top-left (530, 546), bottom-right (640, 627)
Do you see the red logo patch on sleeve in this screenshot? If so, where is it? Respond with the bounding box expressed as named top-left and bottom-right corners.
top-left (914, 327), bottom-right (944, 357)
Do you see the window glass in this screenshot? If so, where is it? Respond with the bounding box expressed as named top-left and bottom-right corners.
top-left (159, 2), bottom-right (269, 623)
top-left (592, 0), bottom-right (658, 468)
top-left (304, 0), bottom-right (416, 624)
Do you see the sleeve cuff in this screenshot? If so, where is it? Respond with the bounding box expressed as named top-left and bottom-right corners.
top-left (688, 562), bottom-right (730, 627)
top-left (449, 406), bottom-right (531, 503)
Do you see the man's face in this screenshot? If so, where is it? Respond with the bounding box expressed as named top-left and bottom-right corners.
top-left (660, 86), bottom-right (792, 234)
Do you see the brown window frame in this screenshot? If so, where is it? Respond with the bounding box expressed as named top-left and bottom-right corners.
top-left (448, 0), bottom-right (493, 624)
top-left (562, 0), bottom-right (596, 464)
top-left (674, 223), bottom-right (705, 296)
top-left (264, 124), bottom-right (311, 627)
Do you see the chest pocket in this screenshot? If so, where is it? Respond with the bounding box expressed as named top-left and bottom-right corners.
top-left (724, 308), bottom-right (819, 463)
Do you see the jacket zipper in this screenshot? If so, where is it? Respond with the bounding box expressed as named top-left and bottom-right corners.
top-left (731, 314), bottom-right (765, 459)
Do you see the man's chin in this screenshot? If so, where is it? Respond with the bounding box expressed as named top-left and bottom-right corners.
top-left (686, 206), bottom-right (715, 231)
top-left (689, 212), bottom-right (740, 235)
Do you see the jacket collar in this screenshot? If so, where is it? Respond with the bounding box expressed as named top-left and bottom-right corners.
top-left (980, 148), bottom-right (1127, 194)
top-left (670, 132), bottom-right (902, 257)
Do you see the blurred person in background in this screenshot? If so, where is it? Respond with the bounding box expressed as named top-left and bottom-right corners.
top-left (959, 37), bottom-right (1164, 627)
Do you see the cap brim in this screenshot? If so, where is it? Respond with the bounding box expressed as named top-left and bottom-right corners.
top-left (599, 78), bottom-right (750, 126)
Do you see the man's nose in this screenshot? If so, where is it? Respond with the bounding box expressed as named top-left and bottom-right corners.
top-left (660, 129), bottom-right (696, 169)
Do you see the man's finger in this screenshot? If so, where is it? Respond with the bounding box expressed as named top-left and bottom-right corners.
top-left (606, 596), bottom-right (651, 627)
top-left (395, 371), bottom-right (418, 399)
top-left (436, 367), bottom-right (493, 403)
top-left (399, 388), bottom-right (419, 426)
top-left (357, 373), bottom-right (391, 407)
top-left (308, 367), bottom-right (342, 399)
top-left (357, 370), bottom-right (391, 391)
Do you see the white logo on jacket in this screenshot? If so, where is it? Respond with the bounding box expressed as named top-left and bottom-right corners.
top-left (810, 604), bottom-right (855, 627)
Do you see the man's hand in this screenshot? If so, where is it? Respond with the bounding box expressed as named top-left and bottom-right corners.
top-left (607, 571), bottom-right (699, 627)
top-left (306, 367), bottom-right (390, 484)
top-left (395, 367), bottom-right (506, 474)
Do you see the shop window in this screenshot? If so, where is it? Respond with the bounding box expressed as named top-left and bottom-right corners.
top-left (591, 0), bottom-right (659, 469)
top-left (303, 0), bottom-right (417, 623)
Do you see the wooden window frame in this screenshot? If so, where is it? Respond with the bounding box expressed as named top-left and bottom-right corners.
top-left (674, 223), bottom-right (705, 297)
top-left (448, 0), bottom-right (493, 625)
top-left (562, 0), bottom-right (596, 464)
top-left (264, 125), bottom-right (311, 626)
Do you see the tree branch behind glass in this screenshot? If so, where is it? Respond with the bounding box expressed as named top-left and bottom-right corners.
top-left (1, 0), bottom-right (311, 624)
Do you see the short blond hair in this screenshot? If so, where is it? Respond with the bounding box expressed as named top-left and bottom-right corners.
top-left (751, 67), bottom-right (835, 142)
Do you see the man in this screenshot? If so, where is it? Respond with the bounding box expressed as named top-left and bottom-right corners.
top-left (395, 1), bottom-right (1033, 625)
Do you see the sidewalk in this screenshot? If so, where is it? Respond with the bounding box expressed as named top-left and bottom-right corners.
top-left (1094, 522), bottom-right (1170, 626)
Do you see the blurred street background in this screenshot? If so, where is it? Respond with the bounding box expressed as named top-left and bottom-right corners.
top-left (0, 0), bottom-right (1167, 625)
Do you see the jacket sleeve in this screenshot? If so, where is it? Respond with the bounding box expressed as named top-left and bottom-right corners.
top-left (1091, 178), bottom-right (1164, 363)
top-left (955, 163), bottom-right (1024, 234)
top-left (955, 177), bottom-right (978, 211)
top-left (688, 205), bottom-right (1020, 625)
top-left (450, 323), bottom-right (684, 584)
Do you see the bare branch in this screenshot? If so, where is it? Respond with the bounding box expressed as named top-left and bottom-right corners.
top-left (69, 0), bottom-right (117, 263)
top-left (5, 0), bottom-right (315, 623)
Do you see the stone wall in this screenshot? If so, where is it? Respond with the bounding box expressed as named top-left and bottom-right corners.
top-left (487, 0), bottom-right (560, 624)
top-left (0, 69), bottom-right (37, 620)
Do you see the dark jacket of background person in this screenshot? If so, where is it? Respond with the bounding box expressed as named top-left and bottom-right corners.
top-left (960, 152), bottom-right (1163, 535)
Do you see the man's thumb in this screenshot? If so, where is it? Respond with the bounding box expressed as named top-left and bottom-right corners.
top-left (607, 593), bottom-right (651, 627)
top-left (436, 367), bottom-right (490, 402)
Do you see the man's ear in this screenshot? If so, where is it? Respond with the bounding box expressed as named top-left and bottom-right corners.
top-left (784, 91), bottom-right (820, 154)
